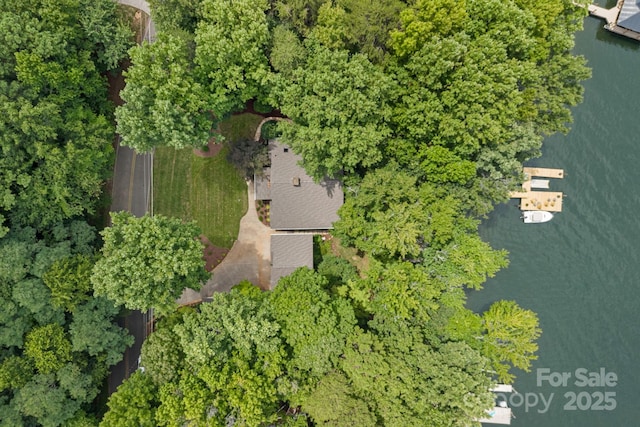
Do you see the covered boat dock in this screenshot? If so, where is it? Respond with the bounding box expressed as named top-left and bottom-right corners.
top-left (587, 0), bottom-right (640, 41)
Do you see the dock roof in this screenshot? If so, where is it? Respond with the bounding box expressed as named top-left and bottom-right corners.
top-left (618, 0), bottom-right (640, 33)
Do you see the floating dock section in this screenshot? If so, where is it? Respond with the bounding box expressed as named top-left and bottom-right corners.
top-left (510, 167), bottom-right (564, 212)
top-left (477, 406), bottom-right (512, 425)
top-left (476, 384), bottom-right (515, 425)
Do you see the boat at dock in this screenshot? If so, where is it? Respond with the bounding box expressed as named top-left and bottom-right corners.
top-left (510, 167), bottom-right (564, 222)
top-left (523, 211), bottom-right (554, 223)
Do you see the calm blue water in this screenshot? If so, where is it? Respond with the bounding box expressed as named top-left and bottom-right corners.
top-left (467, 12), bottom-right (640, 427)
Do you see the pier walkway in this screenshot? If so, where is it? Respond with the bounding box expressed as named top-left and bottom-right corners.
top-left (588, 3), bottom-right (620, 26)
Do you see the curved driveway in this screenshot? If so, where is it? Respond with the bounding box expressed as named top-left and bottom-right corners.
top-left (178, 181), bottom-right (275, 305)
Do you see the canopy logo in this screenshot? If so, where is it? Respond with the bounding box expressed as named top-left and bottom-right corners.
top-left (494, 368), bottom-right (618, 414)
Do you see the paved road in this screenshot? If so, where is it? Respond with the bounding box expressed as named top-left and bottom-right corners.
top-left (111, 143), bottom-right (152, 217)
top-left (106, 1), bottom-right (155, 395)
top-left (107, 142), bottom-right (153, 395)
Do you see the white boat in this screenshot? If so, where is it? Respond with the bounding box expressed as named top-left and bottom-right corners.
top-left (522, 211), bottom-right (554, 223)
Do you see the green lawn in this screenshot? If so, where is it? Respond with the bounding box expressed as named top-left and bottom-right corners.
top-left (218, 112), bottom-right (264, 142)
top-left (153, 114), bottom-right (263, 248)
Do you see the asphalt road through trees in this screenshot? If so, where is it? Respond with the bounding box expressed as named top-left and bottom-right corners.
top-left (107, 142), bottom-right (153, 395)
top-left (107, 0), bottom-right (155, 395)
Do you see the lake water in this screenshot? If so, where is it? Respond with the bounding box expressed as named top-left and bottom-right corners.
top-left (467, 9), bottom-right (640, 427)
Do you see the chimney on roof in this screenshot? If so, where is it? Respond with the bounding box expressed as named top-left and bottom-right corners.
top-left (292, 177), bottom-right (301, 186)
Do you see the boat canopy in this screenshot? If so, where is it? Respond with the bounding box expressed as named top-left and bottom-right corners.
top-left (530, 179), bottom-right (550, 189)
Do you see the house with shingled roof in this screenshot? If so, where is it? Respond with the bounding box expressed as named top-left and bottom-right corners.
top-left (254, 140), bottom-right (344, 287)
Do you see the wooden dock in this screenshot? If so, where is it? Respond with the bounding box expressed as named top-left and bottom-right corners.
top-left (510, 167), bottom-right (564, 212)
top-left (477, 406), bottom-right (512, 425)
top-left (588, 3), bottom-right (620, 26)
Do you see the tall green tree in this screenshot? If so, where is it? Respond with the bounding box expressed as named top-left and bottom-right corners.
top-left (0, 0), bottom-right (129, 233)
top-left (481, 300), bottom-right (541, 383)
top-left (148, 0), bottom-right (203, 33)
top-left (341, 325), bottom-right (495, 426)
top-left (79, 0), bottom-right (134, 70)
top-left (311, 0), bottom-right (405, 62)
top-left (269, 269), bottom-right (357, 384)
top-left (276, 44), bottom-right (394, 179)
top-left (116, 32), bottom-right (213, 152)
top-left (43, 254), bottom-right (93, 312)
top-left (384, 0), bottom-right (589, 214)
top-left (100, 372), bottom-right (159, 427)
top-left (13, 373), bottom-right (81, 427)
top-left (69, 297), bottom-right (134, 366)
top-left (269, 25), bottom-right (308, 74)
top-left (274, 0), bottom-right (325, 34)
top-left (301, 371), bottom-right (378, 426)
top-left (175, 292), bottom-right (286, 426)
top-left (139, 309), bottom-right (193, 386)
top-left (0, 223), bottom-right (132, 426)
top-left (24, 324), bottom-right (72, 375)
top-left (194, 0), bottom-right (272, 117)
top-left (92, 212), bottom-right (208, 313)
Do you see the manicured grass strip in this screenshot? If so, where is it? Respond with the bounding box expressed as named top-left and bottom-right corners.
top-left (189, 145), bottom-right (247, 248)
top-left (153, 146), bottom-right (247, 249)
top-left (153, 114), bottom-right (263, 248)
top-left (153, 146), bottom-right (191, 220)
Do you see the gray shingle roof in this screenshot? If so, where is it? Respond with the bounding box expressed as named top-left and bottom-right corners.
top-left (618, 0), bottom-right (640, 32)
top-left (268, 140), bottom-right (343, 230)
top-left (270, 234), bottom-right (313, 288)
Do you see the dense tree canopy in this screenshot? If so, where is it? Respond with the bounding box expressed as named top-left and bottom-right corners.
top-left (118, 0), bottom-right (589, 205)
top-left (195, 0), bottom-right (272, 116)
top-left (1, 0), bottom-right (588, 425)
top-left (104, 270), bottom-right (519, 426)
top-left (117, 0), bottom-right (273, 151)
top-left (276, 44), bottom-right (394, 179)
top-left (481, 300), bottom-right (542, 383)
top-left (0, 0), bottom-right (132, 235)
top-left (115, 32), bottom-right (212, 152)
top-left (92, 212), bottom-right (209, 313)
top-left (103, 0), bottom-right (585, 424)
top-left (0, 222), bottom-right (132, 426)
top-left (384, 0), bottom-right (589, 214)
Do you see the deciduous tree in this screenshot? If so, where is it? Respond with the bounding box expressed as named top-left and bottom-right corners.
top-left (92, 213), bottom-right (208, 313)
top-left (269, 269), bottom-right (356, 382)
top-left (69, 297), bottom-right (134, 366)
top-left (301, 371), bottom-right (377, 426)
top-left (481, 300), bottom-right (541, 383)
top-left (100, 372), bottom-right (159, 427)
top-left (116, 33), bottom-right (212, 152)
top-left (194, 0), bottom-right (272, 117)
top-left (43, 254), bottom-right (93, 312)
top-left (24, 324), bottom-right (72, 375)
top-left (276, 44), bottom-right (394, 179)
